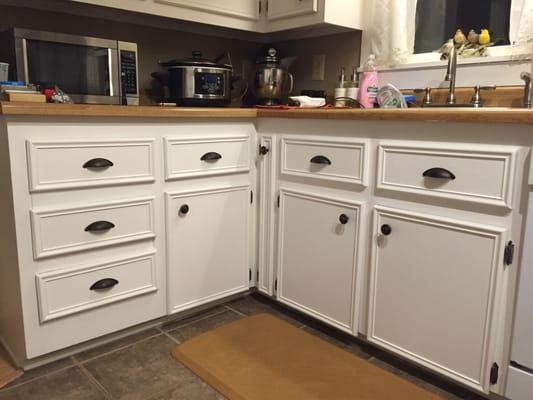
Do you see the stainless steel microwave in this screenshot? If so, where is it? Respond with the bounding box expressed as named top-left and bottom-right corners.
top-left (0, 28), bottom-right (139, 105)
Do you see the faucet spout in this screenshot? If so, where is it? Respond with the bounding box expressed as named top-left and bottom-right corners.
top-left (445, 44), bottom-right (457, 105)
top-left (521, 72), bottom-right (532, 108)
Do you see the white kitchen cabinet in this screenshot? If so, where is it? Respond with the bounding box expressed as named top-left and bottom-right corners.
top-left (68, 0), bottom-right (363, 33)
top-left (166, 185), bottom-right (251, 314)
top-left (277, 188), bottom-right (363, 333)
top-left (267, 0), bottom-right (318, 21)
top-left (368, 206), bottom-right (508, 393)
top-left (155, 0), bottom-right (260, 21)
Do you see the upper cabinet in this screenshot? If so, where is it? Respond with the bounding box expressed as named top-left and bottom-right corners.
top-left (267, 0), bottom-right (318, 22)
top-left (69, 0), bottom-right (363, 34)
top-left (155, 0), bottom-right (260, 21)
top-left (264, 0), bottom-right (364, 33)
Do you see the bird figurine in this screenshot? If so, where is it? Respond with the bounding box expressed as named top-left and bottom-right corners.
top-left (479, 29), bottom-right (491, 45)
top-left (438, 39), bottom-right (455, 60)
top-left (454, 29), bottom-right (466, 45)
top-left (468, 29), bottom-right (479, 45)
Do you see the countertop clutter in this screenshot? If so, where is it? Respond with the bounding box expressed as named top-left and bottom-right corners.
top-left (1, 102), bottom-right (533, 124)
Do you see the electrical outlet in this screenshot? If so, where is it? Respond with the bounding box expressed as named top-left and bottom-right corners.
top-left (312, 54), bottom-right (326, 81)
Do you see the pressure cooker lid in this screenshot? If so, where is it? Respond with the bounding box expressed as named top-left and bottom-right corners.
top-left (160, 51), bottom-right (232, 69)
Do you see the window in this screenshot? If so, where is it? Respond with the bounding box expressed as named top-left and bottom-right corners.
top-left (414, 0), bottom-right (512, 54)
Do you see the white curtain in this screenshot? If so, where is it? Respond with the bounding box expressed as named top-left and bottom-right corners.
top-left (510, 0), bottom-right (533, 44)
top-left (367, 0), bottom-right (418, 66)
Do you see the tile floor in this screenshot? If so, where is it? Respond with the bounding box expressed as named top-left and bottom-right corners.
top-left (0, 293), bottom-right (487, 400)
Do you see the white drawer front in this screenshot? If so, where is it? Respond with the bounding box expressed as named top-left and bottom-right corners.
top-left (164, 135), bottom-right (250, 180)
top-left (27, 139), bottom-right (155, 192)
top-left (377, 142), bottom-right (519, 208)
top-left (36, 252), bottom-right (158, 323)
top-left (31, 197), bottom-right (155, 259)
top-left (281, 136), bottom-right (368, 185)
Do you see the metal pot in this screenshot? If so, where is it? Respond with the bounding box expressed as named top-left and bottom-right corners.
top-left (252, 48), bottom-right (294, 105)
top-left (152, 51), bottom-right (232, 107)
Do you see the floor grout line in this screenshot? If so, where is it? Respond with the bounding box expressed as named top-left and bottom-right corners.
top-left (158, 327), bottom-right (181, 345)
top-left (163, 308), bottom-right (229, 333)
top-left (0, 361), bottom-right (77, 393)
top-left (223, 305), bottom-right (248, 317)
top-left (73, 331), bottom-right (164, 365)
top-left (72, 356), bottom-right (114, 400)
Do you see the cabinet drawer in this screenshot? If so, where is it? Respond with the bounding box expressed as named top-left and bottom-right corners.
top-left (36, 252), bottom-right (158, 323)
top-left (31, 197), bottom-right (155, 259)
top-left (281, 136), bottom-right (368, 185)
top-left (377, 142), bottom-right (520, 208)
top-left (164, 135), bottom-right (250, 180)
top-left (26, 139), bottom-right (155, 192)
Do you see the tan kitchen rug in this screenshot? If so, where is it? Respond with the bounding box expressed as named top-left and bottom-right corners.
top-left (172, 313), bottom-right (442, 399)
top-left (0, 343), bottom-right (22, 389)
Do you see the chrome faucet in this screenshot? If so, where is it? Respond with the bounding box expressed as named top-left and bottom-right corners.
top-left (521, 72), bottom-right (532, 108)
top-left (444, 43), bottom-right (457, 105)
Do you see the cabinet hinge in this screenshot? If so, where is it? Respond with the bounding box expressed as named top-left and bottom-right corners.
top-left (256, 270), bottom-right (259, 281)
top-left (274, 279), bottom-right (278, 291)
top-left (266, 0), bottom-right (269, 12)
top-left (277, 195), bottom-right (280, 208)
top-left (250, 190), bottom-right (253, 204)
top-left (249, 268), bottom-right (252, 281)
top-left (490, 362), bottom-right (499, 385)
top-left (259, 0), bottom-right (262, 14)
top-left (504, 241), bottom-right (515, 266)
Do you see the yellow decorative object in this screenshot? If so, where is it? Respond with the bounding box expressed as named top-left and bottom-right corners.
top-left (479, 29), bottom-right (491, 45)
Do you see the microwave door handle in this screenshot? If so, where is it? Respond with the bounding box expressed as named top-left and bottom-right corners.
top-left (108, 48), bottom-right (114, 97)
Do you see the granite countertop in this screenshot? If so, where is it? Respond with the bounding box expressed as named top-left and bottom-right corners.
top-left (1, 102), bottom-right (533, 124)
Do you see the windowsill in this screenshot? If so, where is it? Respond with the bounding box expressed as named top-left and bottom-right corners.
top-left (374, 44), bottom-right (532, 72)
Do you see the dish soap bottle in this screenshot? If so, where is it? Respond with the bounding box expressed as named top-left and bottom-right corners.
top-left (357, 54), bottom-right (379, 108)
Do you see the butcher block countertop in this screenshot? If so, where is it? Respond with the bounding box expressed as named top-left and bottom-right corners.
top-left (1, 102), bottom-right (533, 124)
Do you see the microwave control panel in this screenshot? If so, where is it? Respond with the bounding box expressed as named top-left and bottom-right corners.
top-left (120, 50), bottom-right (138, 95)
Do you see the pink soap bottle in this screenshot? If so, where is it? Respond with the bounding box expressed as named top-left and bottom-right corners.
top-left (357, 54), bottom-right (379, 108)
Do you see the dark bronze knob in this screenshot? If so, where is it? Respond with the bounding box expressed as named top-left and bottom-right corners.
top-left (259, 145), bottom-right (269, 155)
top-left (339, 214), bottom-right (349, 225)
top-left (180, 204), bottom-right (189, 215)
top-left (381, 224), bottom-right (392, 236)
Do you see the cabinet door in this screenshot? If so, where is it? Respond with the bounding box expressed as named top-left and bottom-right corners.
top-left (155, 0), bottom-right (260, 21)
top-left (368, 206), bottom-right (507, 393)
top-left (166, 186), bottom-right (250, 314)
top-left (277, 189), bottom-right (363, 333)
top-left (267, 0), bottom-right (318, 21)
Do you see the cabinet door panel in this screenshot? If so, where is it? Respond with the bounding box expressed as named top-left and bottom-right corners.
top-left (368, 206), bottom-right (506, 392)
top-left (267, 0), bottom-right (318, 21)
top-left (166, 186), bottom-right (250, 313)
top-left (155, 0), bottom-right (260, 20)
top-left (277, 189), bottom-right (362, 333)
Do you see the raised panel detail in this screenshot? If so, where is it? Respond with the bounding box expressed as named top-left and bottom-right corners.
top-left (281, 135), bottom-right (369, 185)
top-left (377, 141), bottom-right (519, 208)
top-left (268, 0), bottom-right (318, 21)
top-left (26, 139), bottom-right (155, 192)
top-left (368, 206), bottom-right (507, 393)
top-left (166, 185), bottom-right (250, 313)
top-left (31, 197), bottom-right (155, 259)
top-left (164, 135), bottom-right (250, 180)
top-left (277, 188), bottom-right (363, 333)
top-left (36, 252), bottom-right (158, 323)
top-left (155, 0), bottom-right (260, 21)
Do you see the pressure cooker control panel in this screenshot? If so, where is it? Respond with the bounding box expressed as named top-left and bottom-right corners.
top-left (195, 72), bottom-right (224, 96)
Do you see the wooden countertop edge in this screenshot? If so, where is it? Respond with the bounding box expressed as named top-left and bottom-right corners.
top-left (1, 102), bottom-right (533, 124)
